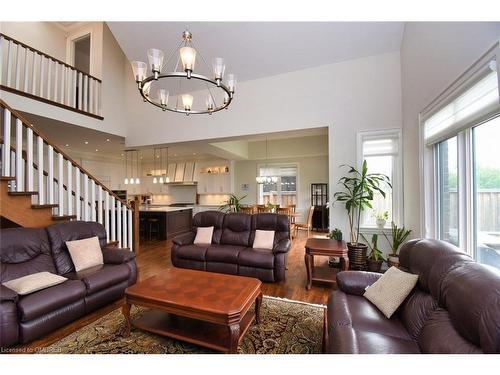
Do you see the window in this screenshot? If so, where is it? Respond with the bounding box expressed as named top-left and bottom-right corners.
top-left (473, 117), bottom-right (500, 270)
top-left (421, 43), bottom-right (500, 269)
top-left (436, 136), bottom-right (459, 246)
top-left (258, 165), bottom-right (297, 206)
top-left (357, 130), bottom-right (402, 228)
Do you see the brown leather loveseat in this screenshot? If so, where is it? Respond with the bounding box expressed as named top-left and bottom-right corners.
top-left (325, 238), bottom-right (500, 353)
top-left (0, 221), bottom-right (137, 348)
top-left (171, 211), bottom-right (291, 282)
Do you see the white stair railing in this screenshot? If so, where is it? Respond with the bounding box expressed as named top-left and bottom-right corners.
top-left (0, 99), bottom-right (134, 251)
top-left (0, 33), bottom-right (102, 119)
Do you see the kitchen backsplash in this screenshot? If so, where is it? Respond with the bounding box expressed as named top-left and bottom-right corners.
top-left (198, 194), bottom-right (231, 206)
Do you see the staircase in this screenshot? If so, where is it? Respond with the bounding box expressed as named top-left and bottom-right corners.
top-left (0, 99), bottom-right (138, 251)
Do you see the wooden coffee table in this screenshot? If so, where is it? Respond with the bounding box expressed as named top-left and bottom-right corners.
top-left (304, 238), bottom-right (349, 290)
top-left (122, 268), bottom-right (262, 353)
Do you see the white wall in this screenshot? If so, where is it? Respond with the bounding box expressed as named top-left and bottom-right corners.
top-left (1, 22), bottom-right (67, 62)
top-left (400, 22), bottom-right (500, 237)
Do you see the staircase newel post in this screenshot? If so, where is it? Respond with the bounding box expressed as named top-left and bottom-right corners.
top-left (131, 197), bottom-right (140, 255)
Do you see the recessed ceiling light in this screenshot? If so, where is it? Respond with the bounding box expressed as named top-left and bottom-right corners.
top-left (121, 154), bottom-right (124, 156)
top-left (106, 138), bottom-right (110, 142)
top-left (65, 144), bottom-right (69, 147)
top-left (174, 154), bottom-right (178, 157)
top-left (193, 152), bottom-right (197, 155)
top-left (85, 141), bottom-right (89, 144)
top-left (95, 149), bottom-right (99, 152)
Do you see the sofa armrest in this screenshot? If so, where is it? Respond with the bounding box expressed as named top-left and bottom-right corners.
top-left (273, 238), bottom-right (291, 254)
top-left (102, 247), bottom-right (135, 264)
top-left (0, 285), bottom-right (18, 303)
top-left (336, 271), bottom-right (382, 296)
top-left (172, 231), bottom-right (196, 246)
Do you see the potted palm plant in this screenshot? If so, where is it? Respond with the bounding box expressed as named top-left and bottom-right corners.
top-left (218, 194), bottom-right (247, 213)
top-left (362, 234), bottom-right (385, 273)
top-left (383, 221), bottom-right (412, 268)
top-left (334, 160), bottom-right (391, 270)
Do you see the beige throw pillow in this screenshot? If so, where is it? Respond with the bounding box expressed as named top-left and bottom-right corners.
top-left (253, 230), bottom-right (275, 250)
top-left (66, 236), bottom-right (104, 272)
top-left (194, 226), bottom-right (214, 245)
top-left (364, 266), bottom-right (419, 318)
top-left (3, 272), bottom-right (67, 295)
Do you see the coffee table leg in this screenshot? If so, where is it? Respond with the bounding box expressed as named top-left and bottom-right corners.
top-left (122, 302), bottom-right (131, 337)
top-left (305, 252), bottom-right (313, 290)
top-left (228, 323), bottom-right (240, 354)
top-left (255, 292), bottom-right (263, 324)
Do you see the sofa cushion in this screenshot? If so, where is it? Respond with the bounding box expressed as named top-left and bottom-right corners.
top-left (3, 272), bottom-right (67, 296)
top-left (220, 213), bottom-right (252, 246)
top-left (192, 211), bottom-right (225, 244)
top-left (328, 291), bottom-right (412, 340)
top-left (418, 308), bottom-right (482, 353)
top-left (238, 248), bottom-right (275, 269)
top-left (439, 262), bottom-right (500, 353)
top-left (397, 288), bottom-right (438, 340)
top-left (66, 236), bottom-right (104, 272)
top-left (364, 266), bottom-right (418, 318)
top-left (64, 264), bottom-right (130, 295)
top-left (0, 227), bottom-right (56, 282)
top-left (46, 221), bottom-right (108, 275)
top-left (18, 280), bottom-right (86, 322)
top-left (174, 244), bottom-right (210, 262)
top-left (206, 245), bottom-right (246, 264)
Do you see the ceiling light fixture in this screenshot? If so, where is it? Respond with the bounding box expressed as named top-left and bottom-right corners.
top-left (130, 29), bottom-right (236, 115)
top-left (256, 138), bottom-right (279, 185)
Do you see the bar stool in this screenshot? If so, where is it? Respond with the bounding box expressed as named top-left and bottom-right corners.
top-left (147, 217), bottom-right (160, 241)
top-left (139, 218), bottom-right (146, 241)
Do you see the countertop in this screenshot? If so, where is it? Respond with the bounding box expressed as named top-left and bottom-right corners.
top-left (139, 206), bottom-right (193, 212)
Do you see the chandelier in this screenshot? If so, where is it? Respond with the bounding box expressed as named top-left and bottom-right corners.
top-left (130, 29), bottom-right (236, 115)
top-left (256, 138), bottom-right (278, 184)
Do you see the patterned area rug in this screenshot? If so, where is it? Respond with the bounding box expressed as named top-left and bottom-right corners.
top-left (45, 296), bottom-right (324, 354)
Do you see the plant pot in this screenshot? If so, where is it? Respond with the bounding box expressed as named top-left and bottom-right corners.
top-left (347, 242), bottom-right (368, 270)
top-left (376, 219), bottom-right (386, 229)
top-left (366, 258), bottom-right (383, 273)
top-left (387, 255), bottom-right (400, 268)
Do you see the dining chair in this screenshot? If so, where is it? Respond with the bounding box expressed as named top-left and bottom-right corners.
top-left (240, 206), bottom-right (254, 214)
top-left (257, 206), bottom-right (273, 213)
top-left (294, 205), bottom-right (315, 238)
top-left (277, 207), bottom-right (296, 240)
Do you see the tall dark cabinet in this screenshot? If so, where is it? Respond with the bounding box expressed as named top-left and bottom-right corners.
top-left (311, 183), bottom-right (329, 232)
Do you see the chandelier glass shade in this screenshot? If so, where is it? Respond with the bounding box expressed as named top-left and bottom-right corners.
top-left (124, 150), bottom-right (141, 185)
top-left (256, 138), bottom-right (279, 185)
top-left (131, 30), bottom-right (236, 115)
top-left (152, 147), bottom-right (170, 184)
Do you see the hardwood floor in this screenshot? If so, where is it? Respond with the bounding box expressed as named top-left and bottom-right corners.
top-left (17, 231), bottom-right (337, 351)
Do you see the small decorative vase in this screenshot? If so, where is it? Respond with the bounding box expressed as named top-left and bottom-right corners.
top-left (376, 219), bottom-right (386, 229)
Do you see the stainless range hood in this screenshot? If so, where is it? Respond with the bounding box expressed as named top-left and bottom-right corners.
top-left (164, 181), bottom-right (197, 186)
top-left (163, 162), bottom-right (197, 185)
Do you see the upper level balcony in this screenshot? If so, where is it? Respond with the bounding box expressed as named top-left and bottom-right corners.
top-left (0, 33), bottom-right (102, 120)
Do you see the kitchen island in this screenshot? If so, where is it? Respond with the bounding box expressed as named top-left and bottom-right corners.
top-left (139, 206), bottom-right (193, 241)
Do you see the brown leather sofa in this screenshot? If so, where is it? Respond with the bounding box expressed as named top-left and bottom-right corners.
top-left (171, 211), bottom-right (291, 282)
top-left (325, 238), bottom-right (500, 353)
top-left (0, 221), bottom-right (137, 348)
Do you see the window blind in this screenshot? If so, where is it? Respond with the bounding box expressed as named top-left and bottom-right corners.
top-left (362, 138), bottom-right (398, 156)
top-left (424, 69), bottom-right (499, 145)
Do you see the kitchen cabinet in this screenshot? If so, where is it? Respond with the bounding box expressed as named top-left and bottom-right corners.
top-left (197, 173), bottom-right (231, 194)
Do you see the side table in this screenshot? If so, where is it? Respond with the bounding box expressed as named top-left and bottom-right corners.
top-left (304, 238), bottom-right (349, 290)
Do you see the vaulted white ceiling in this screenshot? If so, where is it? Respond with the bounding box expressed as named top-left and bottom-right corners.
top-left (108, 22), bottom-right (404, 82)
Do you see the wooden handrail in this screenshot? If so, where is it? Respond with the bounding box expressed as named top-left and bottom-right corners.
top-left (0, 99), bottom-right (131, 209)
top-left (0, 33), bottom-right (102, 83)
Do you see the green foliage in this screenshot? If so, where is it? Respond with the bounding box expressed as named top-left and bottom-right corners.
top-left (448, 167), bottom-right (500, 189)
top-left (334, 160), bottom-right (392, 244)
top-left (218, 194), bottom-right (247, 213)
top-left (361, 233), bottom-right (385, 261)
top-left (383, 221), bottom-right (412, 256)
top-left (328, 228), bottom-right (343, 240)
